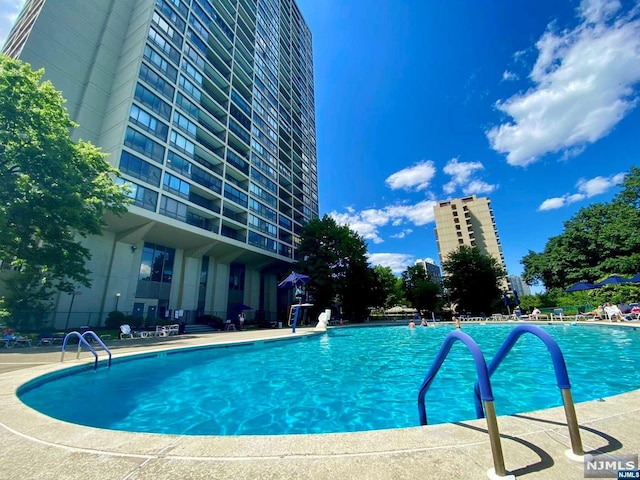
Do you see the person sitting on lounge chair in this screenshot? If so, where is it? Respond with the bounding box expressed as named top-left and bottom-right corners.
top-left (584, 305), bottom-right (604, 319)
top-left (604, 302), bottom-right (624, 322)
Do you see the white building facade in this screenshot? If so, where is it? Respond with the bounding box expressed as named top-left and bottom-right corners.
top-left (3, 0), bottom-right (318, 327)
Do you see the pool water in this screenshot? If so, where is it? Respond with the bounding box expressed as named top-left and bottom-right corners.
top-left (18, 324), bottom-right (640, 435)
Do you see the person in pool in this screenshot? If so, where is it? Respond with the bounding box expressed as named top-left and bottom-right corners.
top-left (408, 320), bottom-right (416, 328)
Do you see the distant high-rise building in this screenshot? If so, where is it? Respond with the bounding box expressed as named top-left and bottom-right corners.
top-left (415, 258), bottom-right (443, 287)
top-left (2, 0), bottom-right (318, 327)
top-left (507, 275), bottom-right (531, 297)
top-left (433, 195), bottom-right (507, 287)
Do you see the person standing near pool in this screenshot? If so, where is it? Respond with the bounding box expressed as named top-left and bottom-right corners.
top-left (238, 311), bottom-right (246, 330)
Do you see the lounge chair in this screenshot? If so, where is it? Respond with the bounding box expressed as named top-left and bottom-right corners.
top-left (3, 334), bottom-right (32, 348)
top-left (37, 332), bottom-right (65, 346)
top-left (119, 324), bottom-right (135, 339)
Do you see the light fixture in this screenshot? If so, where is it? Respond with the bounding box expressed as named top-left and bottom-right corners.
top-left (131, 245), bottom-right (137, 252)
top-left (115, 292), bottom-right (121, 311)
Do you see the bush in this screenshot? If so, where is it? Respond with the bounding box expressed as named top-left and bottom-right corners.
top-left (105, 311), bottom-right (125, 329)
top-left (198, 314), bottom-right (225, 330)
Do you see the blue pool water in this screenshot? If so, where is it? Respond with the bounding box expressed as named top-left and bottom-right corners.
top-left (18, 324), bottom-right (640, 435)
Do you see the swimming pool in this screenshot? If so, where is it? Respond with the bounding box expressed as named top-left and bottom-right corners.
top-left (18, 324), bottom-right (640, 435)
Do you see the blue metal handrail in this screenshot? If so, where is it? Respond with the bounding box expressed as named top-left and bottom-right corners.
top-left (473, 324), bottom-right (584, 457)
top-left (417, 330), bottom-right (508, 476)
top-left (81, 331), bottom-right (112, 367)
top-left (418, 330), bottom-right (493, 424)
top-left (61, 331), bottom-right (111, 370)
top-left (473, 324), bottom-right (570, 417)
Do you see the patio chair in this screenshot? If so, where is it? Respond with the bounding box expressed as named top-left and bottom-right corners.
top-left (119, 324), bottom-right (134, 339)
top-left (37, 332), bottom-right (65, 346)
top-left (166, 324), bottom-right (180, 335)
top-left (3, 334), bottom-right (32, 348)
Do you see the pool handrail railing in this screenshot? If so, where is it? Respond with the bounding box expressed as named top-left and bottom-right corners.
top-left (473, 324), bottom-right (585, 459)
top-left (61, 331), bottom-right (110, 371)
top-left (417, 330), bottom-right (509, 478)
top-left (81, 331), bottom-right (112, 367)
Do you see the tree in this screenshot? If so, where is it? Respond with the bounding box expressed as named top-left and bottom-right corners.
top-left (442, 246), bottom-right (504, 315)
top-left (296, 215), bottom-right (374, 321)
top-left (521, 167), bottom-right (640, 291)
top-left (617, 166), bottom-right (640, 209)
top-left (401, 265), bottom-right (441, 314)
top-left (0, 56), bottom-right (129, 326)
top-left (371, 265), bottom-right (398, 310)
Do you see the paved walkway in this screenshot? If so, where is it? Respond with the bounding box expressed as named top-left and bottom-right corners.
top-left (1, 323), bottom-right (639, 479)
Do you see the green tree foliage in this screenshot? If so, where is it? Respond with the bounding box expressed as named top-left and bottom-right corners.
top-left (617, 166), bottom-right (640, 208)
top-left (296, 215), bottom-right (374, 321)
top-left (401, 265), bottom-right (441, 314)
top-left (371, 265), bottom-right (398, 309)
top-left (442, 245), bottom-right (504, 315)
top-left (0, 56), bottom-right (129, 325)
top-left (522, 168), bottom-right (640, 290)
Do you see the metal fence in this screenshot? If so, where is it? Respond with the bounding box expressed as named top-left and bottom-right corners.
top-left (3, 308), bottom-right (281, 332)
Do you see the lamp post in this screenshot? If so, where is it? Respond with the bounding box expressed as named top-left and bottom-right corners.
top-left (64, 291), bottom-right (82, 331)
top-left (115, 292), bottom-right (121, 311)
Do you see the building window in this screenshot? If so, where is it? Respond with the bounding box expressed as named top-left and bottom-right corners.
top-left (248, 231), bottom-right (277, 252)
top-left (143, 44), bottom-right (178, 82)
top-left (130, 104), bottom-right (169, 141)
top-left (119, 150), bottom-right (162, 186)
top-left (139, 62), bottom-right (175, 100)
top-left (159, 195), bottom-right (188, 221)
top-left (163, 172), bottom-right (190, 198)
top-left (136, 242), bottom-right (175, 299)
top-left (124, 127), bottom-right (165, 163)
top-left (134, 83), bottom-right (172, 120)
top-left (116, 178), bottom-right (158, 211)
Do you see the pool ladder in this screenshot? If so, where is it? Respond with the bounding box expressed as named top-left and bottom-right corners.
top-left (417, 324), bottom-right (585, 479)
top-left (61, 331), bottom-right (112, 370)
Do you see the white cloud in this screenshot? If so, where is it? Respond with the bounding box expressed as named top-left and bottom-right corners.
top-left (329, 200), bottom-right (437, 244)
top-left (368, 253), bottom-right (415, 274)
top-left (580, 0), bottom-right (622, 24)
top-left (0, 0), bottom-right (25, 48)
top-left (442, 158), bottom-right (497, 195)
top-left (537, 171), bottom-right (625, 210)
top-left (390, 229), bottom-right (413, 239)
top-left (502, 70), bottom-right (519, 81)
top-left (488, 0), bottom-right (640, 166)
top-left (385, 160), bottom-right (436, 191)
top-left (538, 197), bottom-right (568, 211)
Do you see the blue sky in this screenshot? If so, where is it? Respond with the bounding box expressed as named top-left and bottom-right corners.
top-left (294, 0), bottom-right (640, 282)
top-left (2, 0), bottom-right (639, 285)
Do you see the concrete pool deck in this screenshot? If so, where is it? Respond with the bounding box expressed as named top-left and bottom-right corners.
top-left (1, 322), bottom-right (639, 479)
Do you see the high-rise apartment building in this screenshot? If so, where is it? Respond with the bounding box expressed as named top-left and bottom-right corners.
top-left (3, 0), bottom-right (318, 327)
top-left (433, 195), bottom-right (507, 283)
top-left (507, 275), bottom-right (531, 297)
top-left (414, 258), bottom-right (443, 288)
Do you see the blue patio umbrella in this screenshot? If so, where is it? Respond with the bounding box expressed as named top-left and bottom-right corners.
top-left (278, 271), bottom-right (311, 289)
top-left (503, 291), bottom-right (510, 307)
top-left (566, 281), bottom-right (598, 292)
top-left (513, 290), bottom-right (520, 306)
top-left (234, 304), bottom-right (253, 311)
top-left (595, 275), bottom-right (632, 287)
top-left (630, 273), bottom-right (640, 283)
